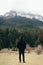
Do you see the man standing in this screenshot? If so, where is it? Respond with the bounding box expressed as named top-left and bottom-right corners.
top-left (17, 37), bottom-right (26, 63)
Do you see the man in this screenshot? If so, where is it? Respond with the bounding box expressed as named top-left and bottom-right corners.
top-left (17, 37), bottom-right (26, 63)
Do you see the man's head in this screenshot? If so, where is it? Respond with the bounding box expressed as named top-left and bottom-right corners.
top-left (19, 36), bottom-right (24, 41)
top-left (21, 36), bottom-right (23, 40)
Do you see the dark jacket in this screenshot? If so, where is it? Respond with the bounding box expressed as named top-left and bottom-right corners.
top-left (17, 40), bottom-right (26, 52)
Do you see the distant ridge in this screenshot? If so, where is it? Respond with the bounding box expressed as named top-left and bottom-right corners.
top-left (0, 10), bottom-right (43, 26)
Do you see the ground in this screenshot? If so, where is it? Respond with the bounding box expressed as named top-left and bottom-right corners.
top-left (0, 51), bottom-right (43, 65)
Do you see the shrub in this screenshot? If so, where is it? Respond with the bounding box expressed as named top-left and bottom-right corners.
top-left (35, 45), bottom-right (42, 54)
top-left (12, 47), bottom-right (15, 51)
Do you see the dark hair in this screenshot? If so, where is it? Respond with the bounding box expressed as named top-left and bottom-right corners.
top-left (20, 36), bottom-right (24, 40)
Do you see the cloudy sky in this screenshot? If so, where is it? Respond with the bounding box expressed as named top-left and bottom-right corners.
top-left (0, 0), bottom-right (43, 16)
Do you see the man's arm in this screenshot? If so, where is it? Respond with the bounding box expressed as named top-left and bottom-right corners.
top-left (17, 41), bottom-right (19, 49)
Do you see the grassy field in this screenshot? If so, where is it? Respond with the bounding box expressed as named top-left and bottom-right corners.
top-left (0, 51), bottom-right (43, 65)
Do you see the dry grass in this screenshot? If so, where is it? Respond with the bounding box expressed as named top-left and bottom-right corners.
top-left (35, 45), bottom-right (43, 54)
top-left (0, 51), bottom-right (43, 65)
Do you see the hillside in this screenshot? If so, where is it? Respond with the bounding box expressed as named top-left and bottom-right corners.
top-left (0, 11), bottom-right (43, 27)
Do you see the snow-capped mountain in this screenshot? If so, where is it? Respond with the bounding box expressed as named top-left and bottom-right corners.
top-left (0, 10), bottom-right (43, 26)
top-left (4, 10), bottom-right (43, 21)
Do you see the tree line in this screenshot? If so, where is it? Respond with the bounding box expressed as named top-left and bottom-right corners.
top-left (0, 28), bottom-right (43, 50)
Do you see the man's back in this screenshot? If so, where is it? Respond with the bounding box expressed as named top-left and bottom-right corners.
top-left (17, 38), bottom-right (26, 51)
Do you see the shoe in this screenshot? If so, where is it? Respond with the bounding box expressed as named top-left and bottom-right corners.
top-left (23, 61), bottom-right (25, 63)
top-left (19, 61), bottom-right (21, 63)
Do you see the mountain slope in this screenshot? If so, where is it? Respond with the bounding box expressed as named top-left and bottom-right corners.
top-left (0, 10), bottom-right (43, 26)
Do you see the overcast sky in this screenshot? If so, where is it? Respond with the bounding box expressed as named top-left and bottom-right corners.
top-left (0, 0), bottom-right (43, 16)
